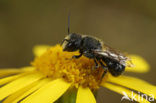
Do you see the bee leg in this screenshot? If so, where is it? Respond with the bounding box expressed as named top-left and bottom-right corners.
top-left (66, 53), bottom-right (82, 60)
top-left (99, 60), bottom-right (108, 78)
top-left (94, 58), bottom-right (99, 69)
top-left (102, 69), bottom-right (108, 79)
top-left (72, 53), bottom-right (82, 59)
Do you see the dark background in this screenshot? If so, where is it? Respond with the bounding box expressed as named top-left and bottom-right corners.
top-left (0, 0), bottom-right (156, 103)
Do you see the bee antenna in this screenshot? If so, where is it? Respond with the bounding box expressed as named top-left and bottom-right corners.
top-left (68, 12), bottom-right (70, 35)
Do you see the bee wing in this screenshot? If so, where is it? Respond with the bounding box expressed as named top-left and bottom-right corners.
top-left (94, 44), bottom-right (131, 66)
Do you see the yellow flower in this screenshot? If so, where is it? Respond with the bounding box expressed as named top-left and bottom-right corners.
top-left (0, 45), bottom-right (155, 103)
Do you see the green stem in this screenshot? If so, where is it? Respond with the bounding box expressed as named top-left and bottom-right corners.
top-left (55, 88), bottom-right (77, 103)
top-left (55, 88), bottom-right (98, 103)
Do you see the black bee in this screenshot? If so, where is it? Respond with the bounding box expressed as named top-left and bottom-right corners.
top-left (61, 15), bottom-right (131, 77)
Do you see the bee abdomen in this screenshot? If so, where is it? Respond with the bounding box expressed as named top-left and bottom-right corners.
top-left (101, 57), bottom-right (125, 76)
top-left (108, 63), bottom-right (125, 76)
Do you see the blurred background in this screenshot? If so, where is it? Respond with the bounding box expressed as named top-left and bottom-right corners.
top-left (0, 0), bottom-right (156, 102)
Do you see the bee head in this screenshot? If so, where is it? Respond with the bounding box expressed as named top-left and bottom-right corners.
top-left (61, 33), bottom-right (82, 52)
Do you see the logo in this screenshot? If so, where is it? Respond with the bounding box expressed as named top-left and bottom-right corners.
top-left (121, 91), bottom-right (155, 102)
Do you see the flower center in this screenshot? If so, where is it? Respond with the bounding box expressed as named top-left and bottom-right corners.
top-left (32, 45), bottom-right (108, 89)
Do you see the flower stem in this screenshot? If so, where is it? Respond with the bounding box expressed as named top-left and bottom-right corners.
top-left (55, 88), bottom-right (77, 103)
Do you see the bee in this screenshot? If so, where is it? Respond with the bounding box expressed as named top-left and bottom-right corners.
top-left (61, 15), bottom-right (132, 77)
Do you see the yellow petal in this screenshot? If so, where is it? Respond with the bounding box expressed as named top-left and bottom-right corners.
top-left (20, 66), bottom-right (35, 71)
top-left (3, 78), bottom-right (51, 103)
top-left (107, 75), bottom-right (156, 99)
top-left (33, 45), bottom-right (50, 57)
top-left (126, 55), bottom-right (150, 73)
top-left (0, 66), bottom-right (34, 77)
top-left (0, 73), bottom-right (27, 85)
top-left (76, 86), bottom-right (96, 103)
top-left (102, 83), bottom-right (150, 103)
top-left (0, 69), bottom-right (23, 77)
top-left (0, 72), bottom-right (44, 100)
top-left (21, 79), bottom-right (71, 103)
